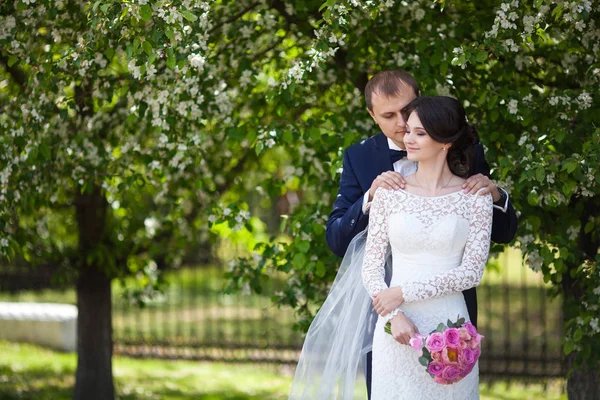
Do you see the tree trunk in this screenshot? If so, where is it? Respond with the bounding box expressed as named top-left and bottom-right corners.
top-left (73, 187), bottom-right (114, 400)
top-left (74, 266), bottom-right (114, 400)
top-left (566, 353), bottom-right (600, 400)
top-left (564, 198), bottom-right (600, 400)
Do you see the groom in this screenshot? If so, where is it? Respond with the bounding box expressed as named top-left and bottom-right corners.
top-left (325, 70), bottom-right (517, 398)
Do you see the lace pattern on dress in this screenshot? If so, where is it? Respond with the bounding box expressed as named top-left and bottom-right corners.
top-left (361, 188), bottom-right (493, 304)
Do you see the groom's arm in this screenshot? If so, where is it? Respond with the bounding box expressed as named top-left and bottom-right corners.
top-left (473, 143), bottom-right (518, 244)
top-left (326, 150), bottom-right (370, 258)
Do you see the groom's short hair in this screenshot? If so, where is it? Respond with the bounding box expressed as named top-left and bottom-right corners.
top-left (365, 70), bottom-right (420, 111)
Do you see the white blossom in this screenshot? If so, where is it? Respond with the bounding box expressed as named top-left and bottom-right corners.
top-left (577, 91), bottom-right (592, 110)
top-left (507, 99), bottom-right (518, 114)
top-left (188, 54), bottom-right (206, 72)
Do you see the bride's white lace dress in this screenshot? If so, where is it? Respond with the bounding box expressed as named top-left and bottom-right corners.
top-left (362, 188), bottom-right (493, 400)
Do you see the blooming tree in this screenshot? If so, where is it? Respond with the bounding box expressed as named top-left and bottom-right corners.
top-left (1, 0), bottom-right (599, 398)
top-left (224, 0), bottom-right (600, 397)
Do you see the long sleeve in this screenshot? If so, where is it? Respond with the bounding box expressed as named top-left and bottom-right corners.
top-left (401, 193), bottom-right (493, 303)
top-left (326, 149), bottom-right (371, 257)
top-left (361, 188), bottom-right (391, 297)
top-left (473, 143), bottom-right (518, 244)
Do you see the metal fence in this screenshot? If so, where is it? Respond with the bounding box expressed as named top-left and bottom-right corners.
top-left (0, 252), bottom-right (564, 382)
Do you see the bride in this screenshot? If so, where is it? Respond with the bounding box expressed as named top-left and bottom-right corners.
top-left (289, 96), bottom-right (492, 399)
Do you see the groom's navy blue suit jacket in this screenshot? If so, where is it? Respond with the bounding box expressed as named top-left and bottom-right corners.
top-left (325, 132), bottom-right (518, 327)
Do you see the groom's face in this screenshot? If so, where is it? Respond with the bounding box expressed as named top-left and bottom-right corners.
top-left (368, 87), bottom-right (417, 150)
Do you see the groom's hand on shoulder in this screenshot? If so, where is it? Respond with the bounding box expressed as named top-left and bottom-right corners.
top-left (369, 171), bottom-right (406, 201)
top-left (462, 173), bottom-right (501, 202)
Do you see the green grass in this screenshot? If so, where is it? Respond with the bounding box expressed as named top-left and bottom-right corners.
top-left (0, 341), bottom-right (566, 400)
top-left (0, 341), bottom-right (291, 400)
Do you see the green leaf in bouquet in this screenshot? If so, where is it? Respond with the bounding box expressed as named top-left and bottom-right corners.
top-left (447, 319), bottom-right (454, 328)
top-left (436, 323), bottom-right (446, 332)
top-left (384, 321), bottom-right (392, 335)
top-left (422, 347), bottom-right (431, 360)
top-left (456, 317), bottom-right (466, 326)
top-left (418, 356), bottom-right (429, 367)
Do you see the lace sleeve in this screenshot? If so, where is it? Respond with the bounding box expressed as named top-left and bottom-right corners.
top-left (401, 193), bottom-right (493, 303)
top-left (362, 188), bottom-right (391, 298)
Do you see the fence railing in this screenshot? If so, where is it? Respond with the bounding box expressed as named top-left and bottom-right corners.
top-left (0, 255), bottom-right (564, 381)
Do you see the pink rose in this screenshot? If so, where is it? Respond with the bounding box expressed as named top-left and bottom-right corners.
top-left (427, 361), bottom-right (444, 376)
top-left (434, 375), bottom-right (449, 385)
top-left (460, 340), bottom-right (468, 349)
top-left (444, 328), bottom-right (460, 347)
top-left (461, 347), bottom-right (475, 365)
top-left (431, 351), bottom-right (442, 362)
top-left (409, 335), bottom-right (424, 350)
top-left (464, 322), bottom-right (478, 337)
top-left (441, 365), bottom-right (462, 382)
top-left (425, 332), bottom-right (446, 352)
top-left (462, 361), bottom-right (475, 376)
top-left (459, 327), bottom-right (472, 341)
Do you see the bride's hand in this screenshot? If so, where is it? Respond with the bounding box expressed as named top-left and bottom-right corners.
top-left (373, 287), bottom-right (405, 316)
top-left (389, 313), bottom-right (419, 345)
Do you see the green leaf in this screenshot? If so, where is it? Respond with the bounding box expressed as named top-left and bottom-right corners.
top-left (7, 55), bottom-right (18, 67)
top-left (476, 51), bottom-right (488, 63)
top-left (564, 340), bottom-right (575, 355)
top-left (535, 167), bottom-right (545, 183)
top-left (564, 160), bottom-right (577, 174)
top-left (255, 141), bottom-right (264, 155)
top-left (584, 221), bottom-right (594, 234)
top-left (309, 127), bottom-right (321, 141)
top-left (418, 356), bottom-right (429, 366)
top-left (312, 223), bottom-right (325, 236)
top-left (105, 47), bottom-right (115, 61)
top-left (143, 41), bottom-right (153, 56)
top-left (282, 130), bottom-right (293, 144)
top-left (384, 321), bottom-right (392, 335)
top-left (140, 4), bottom-right (153, 21)
top-left (527, 191), bottom-right (539, 206)
top-left (436, 323), bottom-right (446, 332)
top-left (315, 261), bottom-right (326, 278)
top-left (279, 216), bottom-right (288, 233)
top-left (487, 95), bottom-right (499, 110)
top-left (292, 253), bottom-right (306, 270)
top-left (297, 240), bottom-right (310, 253)
top-left (182, 10), bottom-right (198, 22)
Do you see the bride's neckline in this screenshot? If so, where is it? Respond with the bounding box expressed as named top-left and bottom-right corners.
top-left (396, 187), bottom-right (465, 199)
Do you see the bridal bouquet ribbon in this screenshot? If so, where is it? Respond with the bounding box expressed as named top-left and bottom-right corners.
top-left (385, 316), bottom-right (483, 385)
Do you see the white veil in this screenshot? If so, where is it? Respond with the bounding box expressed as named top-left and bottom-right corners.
top-left (289, 229), bottom-right (391, 400)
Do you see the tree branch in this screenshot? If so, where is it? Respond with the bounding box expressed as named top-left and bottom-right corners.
top-left (208, 1), bottom-right (261, 35)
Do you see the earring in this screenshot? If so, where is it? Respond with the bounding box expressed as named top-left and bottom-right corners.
top-left (443, 146), bottom-right (446, 151)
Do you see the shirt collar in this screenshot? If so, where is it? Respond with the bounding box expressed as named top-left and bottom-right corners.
top-left (387, 137), bottom-right (404, 151)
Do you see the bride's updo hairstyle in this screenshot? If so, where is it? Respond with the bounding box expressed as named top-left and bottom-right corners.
top-left (401, 96), bottom-right (480, 178)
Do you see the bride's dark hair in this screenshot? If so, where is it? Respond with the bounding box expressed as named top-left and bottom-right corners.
top-left (401, 96), bottom-right (479, 178)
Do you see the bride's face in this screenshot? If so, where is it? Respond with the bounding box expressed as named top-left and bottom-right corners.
top-left (403, 112), bottom-right (447, 162)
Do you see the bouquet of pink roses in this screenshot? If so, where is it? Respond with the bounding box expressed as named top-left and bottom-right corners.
top-left (385, 316), bottom-right (483, 385)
